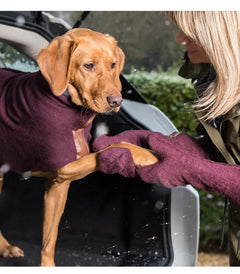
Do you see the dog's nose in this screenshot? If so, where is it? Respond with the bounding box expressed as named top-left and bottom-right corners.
top-left (107, 95), bottom-right (123, 108)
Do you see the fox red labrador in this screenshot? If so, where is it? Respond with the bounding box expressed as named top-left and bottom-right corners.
top-left (0, 28), bottom-right (157, 266)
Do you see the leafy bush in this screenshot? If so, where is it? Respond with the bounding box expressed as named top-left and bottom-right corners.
top-left (125, 69), bottom-right (228, 252)
top-left (125, 69), bottom-right (198, 135)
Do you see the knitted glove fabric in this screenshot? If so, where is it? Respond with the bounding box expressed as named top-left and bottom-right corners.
top-left (92, 130), bottom-right (156, 151)
top-left (93, 130), bottom-right (208, 181)
top-left (93, 130), bottom-right (165, 178)
top-left (94, 131), bottom-right (240, 204)
top-left (97, 147), bottom-right (136, 178)
top-left (92, 130), bottom-right (207, 158)
top-left (168, 132), bottom-right (207, 158)
top-left (136, 134), bottom-right (240, 204)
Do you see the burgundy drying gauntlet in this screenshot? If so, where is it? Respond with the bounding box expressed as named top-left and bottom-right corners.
top-left (92, 130), bottom-right (240, 203)
top-left (136, 134), bottom-right (240, 204)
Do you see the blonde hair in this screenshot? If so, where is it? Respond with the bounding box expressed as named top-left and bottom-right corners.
top-left (167, 11), bottom-right (240, 120)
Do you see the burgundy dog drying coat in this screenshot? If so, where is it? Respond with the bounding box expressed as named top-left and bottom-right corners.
top-left (0, 68), bottom-right (95, 172)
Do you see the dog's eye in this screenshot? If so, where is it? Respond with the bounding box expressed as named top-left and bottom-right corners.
top-left (83, 63), bottom-right (95, 71)
top-left (111, 63), bottom-right (116, 69)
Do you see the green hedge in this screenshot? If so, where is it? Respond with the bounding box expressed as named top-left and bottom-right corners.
top-left (125, 70), bottom-right (228, 252)
top-left (125, 70), bottom-right (198, 136)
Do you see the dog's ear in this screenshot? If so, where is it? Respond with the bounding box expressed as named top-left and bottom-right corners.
top-left (117, 47), bottom-right (125, 74)
top-left (37, 36), bottom-right (76, 96)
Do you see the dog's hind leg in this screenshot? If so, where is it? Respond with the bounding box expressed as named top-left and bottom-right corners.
top-left (0, 231), bottom-right (24, 258)
top-left (41, 178), bottom-right (71, 266)
top-left (0, 172), bottom-right (24, 258)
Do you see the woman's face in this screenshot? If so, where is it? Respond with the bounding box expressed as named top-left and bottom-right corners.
top-left (176, 30), bottom-right (210, 64)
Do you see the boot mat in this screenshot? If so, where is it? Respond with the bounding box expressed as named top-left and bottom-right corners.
top-left (0, 171), bottom-right (172, 266)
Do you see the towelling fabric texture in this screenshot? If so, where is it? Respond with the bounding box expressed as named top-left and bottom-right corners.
top-left (0, 68), bottom-right (95, 172)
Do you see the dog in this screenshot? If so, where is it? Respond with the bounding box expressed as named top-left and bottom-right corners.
top-left (0, 28), bottom-right (158, 266)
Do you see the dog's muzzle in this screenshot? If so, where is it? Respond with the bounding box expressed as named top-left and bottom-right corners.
top-left (106, 95), bottom-right (123, 108)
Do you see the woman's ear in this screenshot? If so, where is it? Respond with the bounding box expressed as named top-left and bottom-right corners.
top-left (37, 36), bottom-right (76, 96)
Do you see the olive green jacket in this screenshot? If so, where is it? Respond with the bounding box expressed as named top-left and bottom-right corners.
top-left (179, 57), bottom-right (240, 262)
top-left (197, 104), bottom-right (240, 264)
top-left (196, 104), bottom-right (240, 166)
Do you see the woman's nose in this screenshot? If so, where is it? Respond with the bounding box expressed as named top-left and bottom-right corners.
top-left (176, 30), bottom-right (189, 44)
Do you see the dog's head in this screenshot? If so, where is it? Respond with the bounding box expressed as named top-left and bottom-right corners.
top-left (37, 28), bottom-right (125, 113)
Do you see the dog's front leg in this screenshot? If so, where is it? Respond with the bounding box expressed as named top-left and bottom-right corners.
top-left (56, 143), bottom-right (158, 183)
top-left (41, 178), bottom-right (71, 266)
top-left (0, 172), bottom-right (24, 258)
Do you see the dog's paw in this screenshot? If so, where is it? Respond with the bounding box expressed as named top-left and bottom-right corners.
top-left (2, 245), bottom-right (24, 258)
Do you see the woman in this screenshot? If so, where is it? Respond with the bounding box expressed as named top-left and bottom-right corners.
top-left (92, 11), bottom-right (240, 265)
